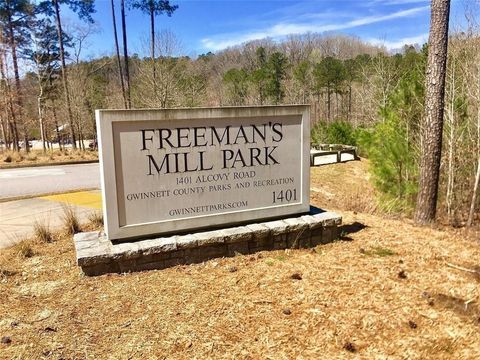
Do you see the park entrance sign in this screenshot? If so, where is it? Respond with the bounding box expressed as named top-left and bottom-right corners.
top-left (96, 106), bottom-right (310, 241)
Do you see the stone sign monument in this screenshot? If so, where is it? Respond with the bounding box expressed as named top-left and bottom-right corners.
top-left (97, 106), bottom-right (311, 240)
top-left (74, 105), bottom-right (342, 276)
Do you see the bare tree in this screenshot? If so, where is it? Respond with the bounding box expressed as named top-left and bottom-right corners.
top-left (415, 0), bottom-right (451, 224)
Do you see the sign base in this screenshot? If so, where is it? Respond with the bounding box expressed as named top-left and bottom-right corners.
top-left (74, 207), bottom-right (341, 276)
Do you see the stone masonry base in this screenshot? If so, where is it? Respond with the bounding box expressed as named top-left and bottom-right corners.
top-left (74, 208), bottom-right (342, 276)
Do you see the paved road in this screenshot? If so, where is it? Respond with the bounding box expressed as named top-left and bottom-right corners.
top-left (0, 190), bottom-right (102, 249)
top-left (0, 163), bottom-right (100, 200)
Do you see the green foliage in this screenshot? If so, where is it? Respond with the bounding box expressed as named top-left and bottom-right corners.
top-left (361, 246), bottom-right (396, 257)
top-left (359, 120), bottom-right (418, 213)
top-left (313, 57), bottom-right (346, 94)
top-left (293, 60), bottom-right (311, 102)
top-left (265, 52), bottom-right (288, 104)
top-left (129, 0), bottom-right (178, 16)
top-left (223, 68), bottom-right (249, 105)
top-left (293, 60), bottom-right (310, 85)
top-left (359, 50), bottom-right (426, 213)
top-left (37, 0), bottom-right (96, 23)
top-left (249, 47), bottom-right (269, 104)
top-left (311, 121), bottom-right (358, 146)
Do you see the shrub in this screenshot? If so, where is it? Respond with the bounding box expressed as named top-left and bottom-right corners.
top-left (311, 121), bottom-right (359, 147)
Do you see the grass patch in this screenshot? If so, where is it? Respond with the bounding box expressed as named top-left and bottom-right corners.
top-left (13, 239), bottom-right (35, 259)
top-left (87, 211), bottom-right (103, 228)
top-left (276, 255), bottom-right (287, 261)
top-left (362, 246), bottom-right (396, 257)
top-left (3, 154), bottom-right (12, 163)
top-left (0, 149), bottom-right (98, 168)
top-left (61, 205), bottom-right (80, 235)
top-left (33, 221), bottom-right (54, 243)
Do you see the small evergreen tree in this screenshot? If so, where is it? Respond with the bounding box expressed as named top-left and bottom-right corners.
top-left (249, 47), bottom-right (268, 105)
top-left (265, 52), bottom-right (288, 104)
top-left (360, 50), bottom-right (426, 213)
top-left (223, 68), bottom-right (248, 105)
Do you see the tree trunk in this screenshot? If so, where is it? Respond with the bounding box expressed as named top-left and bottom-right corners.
top-left (51, 99), bottom-right (62, 151)
top-left (327, 87), bottom-right (331, 121)
top-left (120, 0), bottom-right (131, 108)
top-left (22, 122), bottom-right (29, 153)
top-left (445, 58), bottom-right (456, 220)
top-left (468, 158), bottom-right (480, 227)
top-left (53, 0), bottom-right (77, 149)
top-left (110, 0), bottom-right (127, 109)
top-left (0, 50), bottom-right (10, 149)
top-left (5, 12), bottom-right (20, 151)
top-left (348, 84), bottom-right (352, 121)
top-left (150, 5), bottom-right (156, 97)
top-left (414, 0), bottom-right (451, 224)
top-left (0, 117), bottom-right (7, 150)
top-left (38, 96), bottom-right (46, 153)
top-left (467, 66), bottom-right (480, 227)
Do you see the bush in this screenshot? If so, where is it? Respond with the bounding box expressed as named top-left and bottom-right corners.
top-left (358, 118), bottom-right (418, 214)
top-left (311, 121), bottom-right (359, 147)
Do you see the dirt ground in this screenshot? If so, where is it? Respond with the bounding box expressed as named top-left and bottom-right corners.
top-left (1, 160), bottom-right (480, 359)
top-left (0, 149), bottom-right (98, 169)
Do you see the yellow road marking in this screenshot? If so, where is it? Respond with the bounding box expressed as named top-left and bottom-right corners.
top-left (41, 191), bottom-right (103, 209)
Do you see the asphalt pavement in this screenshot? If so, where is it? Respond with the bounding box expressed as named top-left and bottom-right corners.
top-left (0, 163), bottom-right (102, 249)
top-left (0, 163), bottom-right (100, 200)
top-left (0, 190), bottom-right (102, 249)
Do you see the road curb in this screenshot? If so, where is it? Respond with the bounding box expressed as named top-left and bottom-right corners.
top-left (0, 159), bottom-right (99, 170)
top-left (0, 188), bottom-right (100, 203)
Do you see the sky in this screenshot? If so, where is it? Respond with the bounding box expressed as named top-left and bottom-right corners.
top-left (59, 0), bottom-right (469, 59)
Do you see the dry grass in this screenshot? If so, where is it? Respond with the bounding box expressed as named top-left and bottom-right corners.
top-left (1, 150), bottom-right (23, 164)
top-left (0, 212), bottom-right (479, 359)
top-left (310, 159), bottom-right (379, 215)
top-left (0, 149), bottom-right (97, 168)
top-left (61, 205), bottom-right (81, 236)
top-left (87, 211), bottom-right (103, 228)
top-left (26, 152), bottom-right (37, 161)
top-left (11, 239), bottom-right (35, 259)
top-left (0, 162), bottom-right (479, 358)
top-left (33, 221), bottom-right (54, 243)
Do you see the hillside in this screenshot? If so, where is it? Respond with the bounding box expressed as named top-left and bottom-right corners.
top-left (1, 161), bottom-right (479, 359)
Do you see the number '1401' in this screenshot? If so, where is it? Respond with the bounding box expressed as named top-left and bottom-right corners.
top-left (272, 189), bottom-right (297, 203)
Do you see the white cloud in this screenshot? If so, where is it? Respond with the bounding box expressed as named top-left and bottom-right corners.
top-left (201, 5), bottom-right (430, 51)
top-left (366, 33), bottom-right (429, 50)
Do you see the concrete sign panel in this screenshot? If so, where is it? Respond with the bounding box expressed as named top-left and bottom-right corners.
top-left (96, 106), bottom-right (310, 240)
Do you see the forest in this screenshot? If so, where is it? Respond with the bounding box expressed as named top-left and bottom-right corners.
top-left (1, 0), bottom-right (479, 226)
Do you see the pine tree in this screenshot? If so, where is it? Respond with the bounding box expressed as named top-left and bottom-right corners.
top-left (37, 0), bottom-right (95, 149)
top-left (129, 0), bottom-right (177, 95)
top-left (266, 52), bottom-right (288, 104)
top-left (415, 0), bottom-right (451, 224)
